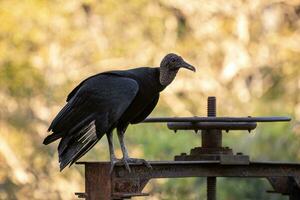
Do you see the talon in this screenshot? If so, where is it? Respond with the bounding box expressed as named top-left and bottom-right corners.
top-left (109, 163), bottom-right (115, 174)
top-left (109, 158), bottom-right (121, 174)
top-left (142, 160), bottom-right (152, 169)
top-left (123, 158), bottom-right (131, 173)
top-left (123, 158), bottom-right (152, 170)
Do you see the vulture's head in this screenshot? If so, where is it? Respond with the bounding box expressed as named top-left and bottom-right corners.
top-left (159, 53), bottom-right (196, 86)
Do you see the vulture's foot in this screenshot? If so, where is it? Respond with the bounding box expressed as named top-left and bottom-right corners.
top-left (109, 158), bottom-right (121, 174)
top-left (121, 157), bottom-right (132, 173)
top-left (122, 157), bottom-right (152, 173)
top-left (110, 158), bottom-right (152, 173)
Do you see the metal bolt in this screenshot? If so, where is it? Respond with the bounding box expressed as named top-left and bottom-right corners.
top-left (118, 170), bottom-right (125, 177)
top-left (207, 96), bottom-right (216, 117)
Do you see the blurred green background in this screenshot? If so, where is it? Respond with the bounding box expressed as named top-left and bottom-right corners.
top-left (1, 0), bottom-right (300, 199)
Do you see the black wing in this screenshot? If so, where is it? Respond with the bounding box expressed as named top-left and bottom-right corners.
top-left (130, 94), bottom-right (159, 124)
top-left (65, 73), bottom-right (100, 102)
top-left (44, 74), bottom-right (139, 170)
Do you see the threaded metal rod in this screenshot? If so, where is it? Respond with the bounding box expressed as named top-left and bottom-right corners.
top-left (207, 96), bottom-right (217, 200)
top-left (207, 177), bottom-right (216, 200)
top-left (202, 97), bottom-right (222, 147)
top-left (207, 96), bottom-right (216, 117)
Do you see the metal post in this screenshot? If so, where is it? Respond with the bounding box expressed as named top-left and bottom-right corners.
top-left (204, 96), bottom-right (218, 200)
top-left (86, 163), bottom-right (111, 200)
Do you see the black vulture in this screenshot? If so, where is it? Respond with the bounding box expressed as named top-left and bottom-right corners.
top-left (43, 53), bottom-right (196, 172)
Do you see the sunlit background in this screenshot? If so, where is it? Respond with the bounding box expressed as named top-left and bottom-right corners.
top-left (1, 0), bottom-right (300, 199)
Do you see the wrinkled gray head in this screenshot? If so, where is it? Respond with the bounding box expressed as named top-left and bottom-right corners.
top-left (159, 53), bottom-right (196, 86)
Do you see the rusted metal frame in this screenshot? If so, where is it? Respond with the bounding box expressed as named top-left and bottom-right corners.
top-left (77, 162), bottom-right (150, 200)
top-left (267, 177), bottom-right (290, 194)
top-left (84, 163), bottom-right (111, 200)
top-left (288, 177), bottom-right (300, 200)
top-left (112, 161), bottom-right (300, 179)
top-left (112, 177), bottom-right (150, 199)
top-left (143, 116), bottom-right (291, 123)
top-left (76, 161), bottom-right (300, 199)
top-left (78, 161), bottom-right (300, 180)
top-left (267, 177), bottom-right (300, 199)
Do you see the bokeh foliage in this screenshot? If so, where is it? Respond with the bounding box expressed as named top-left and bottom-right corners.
top-left (1, 0), bottom-right (300, 199)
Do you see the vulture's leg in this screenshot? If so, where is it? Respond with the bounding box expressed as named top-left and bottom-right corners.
top-left (106, 131), bottom-right (120, 174)
top-left (116, 129), bottom-right (131, 172)
top-left (117, 129), bottom-right (152, 172)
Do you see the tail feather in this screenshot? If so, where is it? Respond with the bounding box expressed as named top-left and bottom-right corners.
top-left (45, 101), bottom-right (74, 145)
top-left (48, 102), bottom-right (72, 132)
top-left (68, 139), bottom-right (99, 167)
top-left (47, 107), bottom-right (109, 171)
top-left (58, 120), bottom-right (106, 171)
top-left (57, 114), bottom-right (96, 155)
top-left (43, 133), bottom-right (63, 145)
top-left (45, 98), bottom-right (93, 145)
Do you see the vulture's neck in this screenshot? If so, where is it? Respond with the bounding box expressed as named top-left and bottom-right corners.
top-left (159, 67), bottom-right (179, 86)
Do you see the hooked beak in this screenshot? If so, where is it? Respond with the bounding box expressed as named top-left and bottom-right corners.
top-left (179, 60), bottom-right (196, 72)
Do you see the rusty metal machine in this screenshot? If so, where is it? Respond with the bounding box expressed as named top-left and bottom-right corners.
top-left (75, 97), bottom-right (299, 200)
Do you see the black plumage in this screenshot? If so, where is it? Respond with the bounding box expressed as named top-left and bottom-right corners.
top-left (43, 53), bottom-right (195, 171)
